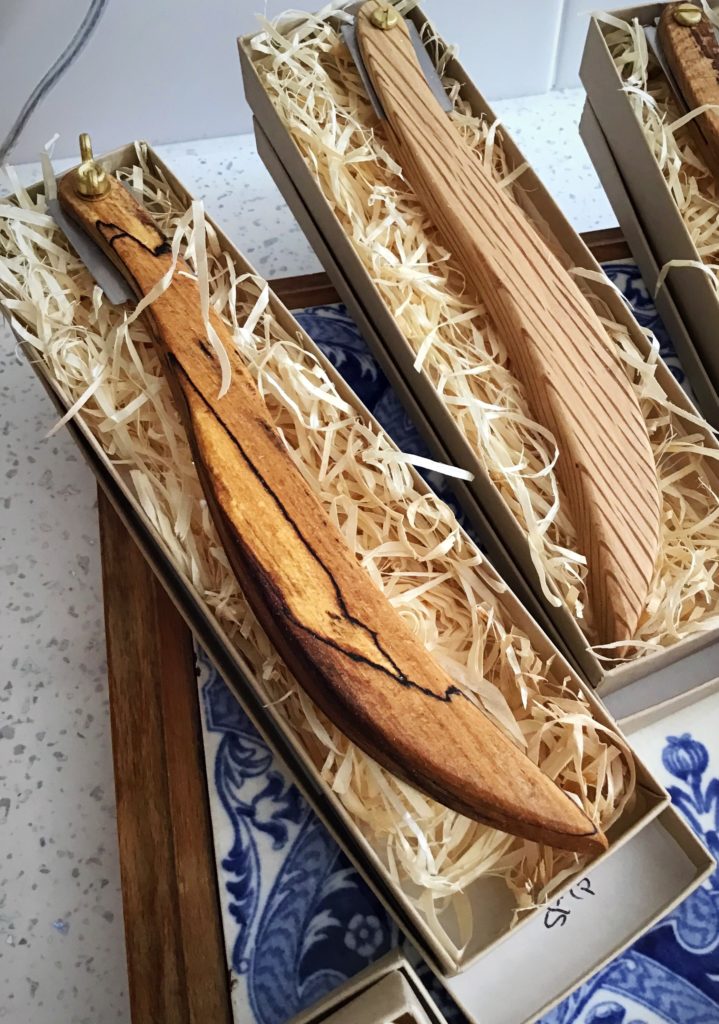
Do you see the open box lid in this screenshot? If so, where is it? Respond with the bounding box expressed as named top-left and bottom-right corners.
top-left (288, 952), bottom-right (447, 1024)
top-left (580, 4), bottom-right (719, 419)
top-left (434, 805), bottom-right (712, 1024)
top-left (621, 675), bottom-right (719, 744)
top-left (434, 679), bottom-right (719, 1024)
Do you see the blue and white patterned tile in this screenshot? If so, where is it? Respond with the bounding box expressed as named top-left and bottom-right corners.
top-left (542, 688), bottom-right (719, 1024)
top-left (198, 262), bottom-right (719, 1024)
top-left (198, 651), bottom-right (400, 1024)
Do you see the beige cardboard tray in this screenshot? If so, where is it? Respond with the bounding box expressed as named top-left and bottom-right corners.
top-left (621, 674), bottom-right (719, 735)
top-left (239, 7), bottom-right (719, 698)
top-left (580, 99), bottom-right (719, 429)
top-left (288, 953), bottom-right (445, 1024)
top-left (581, 4), bottom-right (719, 425)
top-left (579, 100), bottom-right (719, 717)
top-left (439, 805), bottom-right (712, 1024)
top-left (581, 101), bottom-right (719, 720)
top-left (1, 143), bottom-right (707, 995)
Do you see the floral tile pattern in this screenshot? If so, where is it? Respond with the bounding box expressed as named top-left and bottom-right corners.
top-left (198, 263), bottom-right (717, 1024)
top-left (199, 651), bottom-right (398, 1024)
top-left (544, 688), bottom-right (719, 1024)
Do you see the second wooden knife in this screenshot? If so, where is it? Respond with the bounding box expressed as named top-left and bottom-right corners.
top-left (352, 1), bottom-right (662, 651)
top-left (654, 1), bottom-right (719, 178)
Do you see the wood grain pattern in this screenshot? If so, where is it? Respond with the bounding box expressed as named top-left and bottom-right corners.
top-left (355, 0), bottom-right (661, 650)
top-left (271, 270), bottom-right (341, 308)
top-left (658, 2), bottom-right (719, 178)
top-left (98, 488), bottom-right (232, 1024)
top-left (581, 228), bottom-right (631, 264)
top-left (58, 171), bottom-right (605, 853)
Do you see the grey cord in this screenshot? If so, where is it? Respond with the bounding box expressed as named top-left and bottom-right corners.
top-left (0, 0), bottom-right (110, 163)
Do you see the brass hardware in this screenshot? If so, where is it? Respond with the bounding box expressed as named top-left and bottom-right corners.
top-left (673, 3), bottom-right (703, 26)
top-left (73, 133), bottom-right (110, 199)
top-left (370, 3), bottom-right (399, 29)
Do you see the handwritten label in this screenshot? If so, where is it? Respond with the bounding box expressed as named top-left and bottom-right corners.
top-left (543, 877), bottom-right (596, 929)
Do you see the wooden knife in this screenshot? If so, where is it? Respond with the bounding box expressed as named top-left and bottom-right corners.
top-left (652, 1), bottom-right (719, 178)
top-left (54, 136), bottom-right (608, 853)
top-left (351, 1), bottom-right (662, 651)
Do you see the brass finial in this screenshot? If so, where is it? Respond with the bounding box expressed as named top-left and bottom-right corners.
top-left (73, 133), bottom-right (110, 199)
top-left (673, 3), bottom-right (703, 26)
top-left (370, 3), bottom-right (399, 29)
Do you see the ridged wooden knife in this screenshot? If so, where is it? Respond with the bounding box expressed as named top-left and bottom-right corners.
top-left (348, 1), bottom-right (661, 650)
top-left (54, 136), bottom-right (607, 853)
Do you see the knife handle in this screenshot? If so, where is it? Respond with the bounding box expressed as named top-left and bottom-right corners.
top-left (658, 3), bottom-right (719, 178)
top-left (56, 169), bottom-right (606, 853)
top-left (356, 1), bottom-right (661, 649)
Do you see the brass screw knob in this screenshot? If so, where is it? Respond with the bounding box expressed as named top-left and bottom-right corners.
top-left (673, 3), bottom-right (703, 26)
top-left (74, 133), bottom-right (110, 199)
top-left (370, 3), bottom-right (399, 29)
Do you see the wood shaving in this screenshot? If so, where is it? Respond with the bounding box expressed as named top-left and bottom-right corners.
top-left (601, 7), bottom-right (719, 264)
top-left (248, 0), bottom-right (719, 662)
top-left (0, 146), bottom-right (635, 960)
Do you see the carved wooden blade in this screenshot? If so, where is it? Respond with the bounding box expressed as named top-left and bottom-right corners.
top-left (657, 2), bottom-right (719, 177)
top-left (355, 0), bottom-right (661, 650)
top-left (57, 170), bottom-right (607, 853)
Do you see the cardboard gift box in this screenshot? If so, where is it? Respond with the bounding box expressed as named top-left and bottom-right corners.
top-left (288, 954), bottom-right (447, 1024)
top-left (239, 3), bottom-right (719, 707)
top-left (452, 672), bottom-right (719, 1024)
top-left (579, 101), bottom-right (719, 431)
top-left (0, 143), bottom-right (713, 1024)
top-left (580, 4), bottom-right (719, 433)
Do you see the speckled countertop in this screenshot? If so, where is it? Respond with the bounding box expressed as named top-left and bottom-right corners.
top-left (0, 89), bottom-right (615, 1023)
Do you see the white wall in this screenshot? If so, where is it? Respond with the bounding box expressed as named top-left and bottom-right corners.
top-left (0, 1), bottom-right (629, 165)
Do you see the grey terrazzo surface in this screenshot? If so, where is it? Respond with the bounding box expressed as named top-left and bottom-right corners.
top-left (493, 89), bottom-right (616, 233)
top-left (0, 91), bottom-right (614, 1023)
top-left (1, 352), bottom-right (125, 1023)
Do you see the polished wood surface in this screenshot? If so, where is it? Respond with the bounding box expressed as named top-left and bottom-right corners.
top-left (356, 0), bottom-right (661, 650)
top-left (270, 270), bottom-right (340, 307)
top-left (98, 489), bottom-right (232, 1024)
top-left (59, 171), bottom-right (604, 852)
top-left (581, 227), bottom-right (631, 263)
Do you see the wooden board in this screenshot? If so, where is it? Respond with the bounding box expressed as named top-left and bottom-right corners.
top-left (99, 488), bottom-right (232, 1024)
